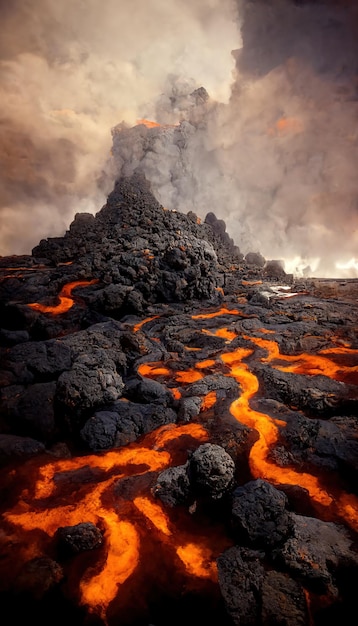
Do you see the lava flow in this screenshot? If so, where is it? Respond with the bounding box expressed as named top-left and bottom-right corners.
top-left (1, 303), bottom-right (358, 624)
top-left (1, 420), bottom-right (228, 623)
top-left (137, 307), bottom-right (358, 532)
top-left (27, 279), bottom-right (99, 314)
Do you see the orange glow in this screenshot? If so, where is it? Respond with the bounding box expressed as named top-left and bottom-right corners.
top-left (2, 420), bottom-right (214, 620)
top-left (138, 363), bottom-right (171, 377)
top-left (150, 423), bottom-right (209, 450)
top-left (267, 116), bottom-right (304, 136)
top-left (27, 280), bottom-right (99, 315)
top-left (202, 327), bottom-right (237, 343)
top-left (175, 369), bottom-right (203, 384)
top-left (192, 307), bottom-right (239, 320)
top-left (80, 517), bottom-right (139, 614)
top-left (244, 335), bottom-right (358, 385)
top-left (171, 387), bottom-right (182, 400)
top-left (136, 119), bottom-right (162, 128)
top-left (134, 497), bottom-right (171, 536)
top-left (220, 346), bottom-right (358, 530)
top-left (136, 119), bottom-right (178, 129)
top-left (196, 359), bottom-right (216, 369)
top-left (215, 287), bottom-right (224, 296)
top-left (200, 391), bottom-right (217, 411)
top-left (176, 543), bottom-right (217, 581)
top-left (133, 315), bottom-right (159, 332)
top-left (241, 280), bottom-right (262, 286)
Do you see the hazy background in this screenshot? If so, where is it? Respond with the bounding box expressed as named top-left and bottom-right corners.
top-left (1, 0), bottom-right (358, 277)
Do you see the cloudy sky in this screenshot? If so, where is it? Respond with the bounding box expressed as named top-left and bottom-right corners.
top-left (1, 0), bottom-right (358, 276)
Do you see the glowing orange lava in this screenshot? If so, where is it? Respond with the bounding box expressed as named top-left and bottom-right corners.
top-left (2, 422), bottom-right (214, 620)
top-left (27, 280), bottom-right (99, 315)
top-left (244, 335), bottom-right (358, 385)
top-left (133, 315), bottom-right (159, 332)
top-left (200, 391), bottom-right (217, 411)
top-left (219, 341), bottom-right (358, 531)
top-left (192, 307), bottom-right (239, 320)
top-left (2, 302), bottom-right (358, 624)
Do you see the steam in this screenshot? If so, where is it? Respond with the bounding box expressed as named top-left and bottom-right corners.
top-left (0, 0), bottom-right (240, 255)
top-left (1, 0), bottom-right (358, 278)
top-left (112, 0), bottom-right (358, 278)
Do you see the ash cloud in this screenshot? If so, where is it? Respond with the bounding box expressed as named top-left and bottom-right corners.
top-left (2, 0), bottom-right (358, 278)
top-left (0, 0), bottom-right (239, 255)
top-left (112, 0), bottom-right (358, 277)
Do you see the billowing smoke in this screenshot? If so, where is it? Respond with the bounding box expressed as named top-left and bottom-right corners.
top-left (0, 0), bottom-right (240, 255)
top-left (2, 0), bottom-right (358, 277)
top-left (111, 0), bottom-right (358, 277)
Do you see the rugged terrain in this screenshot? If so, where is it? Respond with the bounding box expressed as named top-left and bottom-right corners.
top-left (0, 173), bottom-right (357, 626)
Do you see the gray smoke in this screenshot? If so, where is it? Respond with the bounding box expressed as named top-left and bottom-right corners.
top-left (0, 0), bottom-right (239, 255)
top-left (111, 0), bottom-right (358, 277)
top-left (1, 0), bottom-right (358, 277)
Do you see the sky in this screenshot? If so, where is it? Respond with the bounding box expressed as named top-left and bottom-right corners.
top-left (1, 0), bottom-right (358, 277)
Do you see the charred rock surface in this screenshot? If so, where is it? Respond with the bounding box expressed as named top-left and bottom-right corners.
top-left (0, 173), bottom-right (357, 626)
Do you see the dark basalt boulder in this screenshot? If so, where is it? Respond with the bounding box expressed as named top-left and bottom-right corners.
top-left (153, 463), bottom-right (191, 507)
top-left (245, 251), bottom-right (266, 267)
top-left (279, 411), bottom-right (358, 474)
top-left (55, 522), bottom-right (103, 555)
top-left (153, 444), bottom-right (236, 507)
top-left (188, 443), bottom-right (236, 500)
top-left (80, 401), bottom-right (177, 451)
top-left (0, 433), bottom-right (45, 465)
top-left (124, 376), bottom-right (173, 406)
top-left (254, 364), bottom-right (356, 417)
top-left (1, 381), bottom-right (57, 441)
top-left (275, 513), bottom-right (358, 595)
top-left (231, 479), bottom-right (293, 549)
top-left (217, 546), bottom-right (266, 626)
top-left (56, 355), bottom-right (125, 423)
top-left (218, 546), bottom-right (308, 626)
top-left (14, 557), bottom-right (64, 600)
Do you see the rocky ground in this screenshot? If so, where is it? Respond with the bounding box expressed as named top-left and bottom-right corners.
top-left (0, 173), bottom-right (357, 626)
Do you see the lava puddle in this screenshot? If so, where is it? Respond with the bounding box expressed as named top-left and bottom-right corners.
top-left (1, 305), bottom-right (358, 624)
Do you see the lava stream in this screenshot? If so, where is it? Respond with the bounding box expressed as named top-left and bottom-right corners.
top-left (27, 279), bottom-right (99, 314)
top-left (2, 423), bottom-right (216, 619)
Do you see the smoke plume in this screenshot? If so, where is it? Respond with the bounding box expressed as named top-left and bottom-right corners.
top-left (1, 0), bottom-right (358, 277)
top-left (0, 0), bottom-right (239, 254)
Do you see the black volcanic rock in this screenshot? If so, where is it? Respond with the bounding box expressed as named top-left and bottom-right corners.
top-left (188, 443), bottom-right (236, 500)
top-left (218, 546), bottom-right (309, 626)
top-left (55, 522), bottom-right (103, 555)
top-left (80, 401), bottom-right (177, 451)
top-left (0, 172), bottom-right (358, 626)
top-left (275, 513), bottom-right (358, 595)
top-left (231, 479), bottom-right (293, 549)
top-left (30, 173), bottom-right (242, 310)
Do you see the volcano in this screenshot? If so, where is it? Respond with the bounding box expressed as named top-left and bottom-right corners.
top-left (0, 173), bottom-right (357, 626)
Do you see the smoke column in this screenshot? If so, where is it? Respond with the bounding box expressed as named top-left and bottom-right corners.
top-left (1, 0), bottom-right (358, 277)
top-left (0, 0), bottom-right (240, 255)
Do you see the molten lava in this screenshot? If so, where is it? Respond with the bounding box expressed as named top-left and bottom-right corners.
top-left (135, 309), bottom-right (358, 532)
top-left (27, 280), bottom-right (99, 314)
top-left (1, 303), bottom-right (358, 624)
top-left (2, 422), bottom-right (215, 620)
